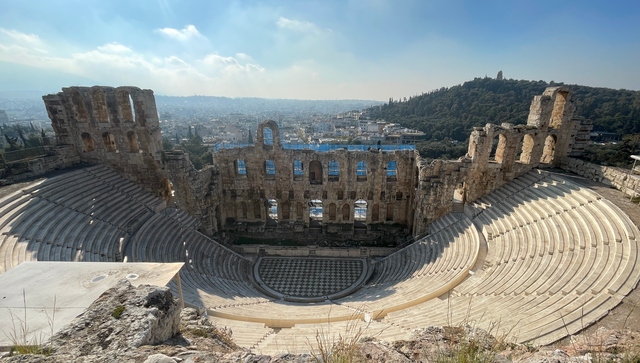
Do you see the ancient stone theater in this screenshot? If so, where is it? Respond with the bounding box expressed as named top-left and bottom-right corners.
top-left (0, 85), bottom-right (638, 354)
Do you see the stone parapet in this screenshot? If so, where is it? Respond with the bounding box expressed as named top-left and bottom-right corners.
top-left (561, 157), bottom-right (640, 198)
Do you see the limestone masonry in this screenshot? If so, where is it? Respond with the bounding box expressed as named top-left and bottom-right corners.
top-left (36, 85), bottom-right (589, 240)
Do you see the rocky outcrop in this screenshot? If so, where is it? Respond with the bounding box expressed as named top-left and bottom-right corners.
top-left (2, 280), bottom-right (181, 363)
top-left (2, 282), bottom-right (637, 363)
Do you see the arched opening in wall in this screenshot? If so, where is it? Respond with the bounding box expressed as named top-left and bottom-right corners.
top-left (281, 201), bottom-right (290, 220)
top-left (265, 160), bottom-right (276, 180)
top-left (236, 159), bottom-right (247, 176)
top-left (396, 191), bottom-right (403, 201)
top-left (386, 161), bottom-right (397, 182)
top-left (215, 205), bottom-right (222, 231)
top-left (519, 134), bottom-right (535, 163)
top-left (309, 160), bottom-right (323, 184)
top-left (356, 161), bottom-right (367, 181)
top-left (160, 178), bottom-right (173, 201)
top-left (453, 184), bottom-right (464, 203)
top-left (328, 160), bottom-right (339, 182)
top-left (102, 132), bottom-right (117, 152)
top-left (309, 199), bottom-right (323, 227)
top-left (489, 134), bottom-right (507, 163)
top-left (126, 131), bottom-right (140, 153)
top-left (342, 204), bottom-right (351, 221)
top-left (263, 127), bottom-right (273, 145)
top-left (452, 183), bottom-right (465, 212)
top-left (267, 199), bottom-right (278, 226)
top-left (71, 91), bottom-right (88, 122)
top-left (371, 204), bottom-right (380, 222)
top-left (296, 202), bottom-right (303, 220)
top-left (468, 138), bottom-right (478, 159)
top-left (91, 89), bottom-right (109, 123)
top-left (354, 199), bottom-right (367, 227)
top-left (81, 132), bottom-right (95, 152)
top-left (253, 201), bottom-right (262, 220)
top-left (128, 94), bottom-right (136, 123)
top-left (386, 204), bottom-right (394, 222)
top-left (328, 203), bottom-right (337, 221)
top-left (549, 91), bottom-right (569, 129)
top-left (241, 202), bottom-right (248, 219)
top-left (119, 91), bottom-right (134, 122)
top-left (540, 134), bottom-right (557, 164)
top-left (293, 160), bottom-right (303, 181)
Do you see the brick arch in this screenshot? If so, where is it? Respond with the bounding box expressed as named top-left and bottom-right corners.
top-left (256, 120), bottom-right (281, 147)
top-left (489, 133), bottom-right (508, 163)
top-left (309, 160), bottom-right (322, 184)
top-left (70, 90), bottom-right (89, 122)
top-left (518, 133), bottom-right (535, 164)
top-left (116, 89), bottom-right (135, 123)
top-left (541, 134), bottom-right (558, 164)
top-left (102, 132), bottom-right (117, 152)
top-left (81, 132), bottom-right (95, 152)
top-left (90, 87), bottom-right (110, 123)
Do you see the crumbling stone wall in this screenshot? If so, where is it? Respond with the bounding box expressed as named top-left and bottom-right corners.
top-left (38, 85), bottom-right (582, 240)
top-left (213, 121), bottom-right (417, 234)
top-left (562, 157), bottom-right (640, 198)
top-left (162, 150), bottom-right (219, 234)
top-left (412, 86), bottom-right (578, 233)
top-left (43, 86), bottom-right (165, 192)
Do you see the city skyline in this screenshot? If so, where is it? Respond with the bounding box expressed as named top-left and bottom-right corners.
top-left (0, 0), bottom-right (639, 100)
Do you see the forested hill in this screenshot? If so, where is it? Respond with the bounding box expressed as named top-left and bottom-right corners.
top-left (367, 78), bottom-right (640, 141)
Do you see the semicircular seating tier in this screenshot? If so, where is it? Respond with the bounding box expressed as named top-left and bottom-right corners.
top-left (0, 166), bottom-right (639, 350)
top-left (0, 165), bottom-right (159, 273)
top-left (382, 170), bottom-right (640, 345)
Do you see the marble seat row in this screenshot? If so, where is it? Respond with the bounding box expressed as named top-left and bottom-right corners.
top-left (0, 165), bottom-right (168, 272)
top-left (381, 170), bottom-right (640, 346)
top-left (129, 211), bottom-right (269, 309)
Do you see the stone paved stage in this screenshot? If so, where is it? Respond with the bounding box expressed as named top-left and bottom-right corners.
top-left (253, 257), bottom-right (370, 302)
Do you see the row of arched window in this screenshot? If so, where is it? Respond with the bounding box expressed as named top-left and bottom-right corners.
top-left (70, 89), bottom-right (138, 124)
top-left (234, 199), bottom-right (397, 222)
top-left (80, 131), bottom-right (141, 153)
top-left (487, 133), bottom-right (557, 165)
top-left (235, 159), bottom-right (398, 182)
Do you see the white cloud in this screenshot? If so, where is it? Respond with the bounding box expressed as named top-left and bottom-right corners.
top-left (165, 56), bottom-right (188, 67)
top-left (0, 28), bottom-right (42, 45)
top-left (156, 24), bottom-right (204, 42)
top-left (97, 42), bottom-right (133, 54)
top-left (276, 17), bottom-right (328, 34)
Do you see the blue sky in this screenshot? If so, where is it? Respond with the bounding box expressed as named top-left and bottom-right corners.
top-left (0, 0), bottom-right (638, 100)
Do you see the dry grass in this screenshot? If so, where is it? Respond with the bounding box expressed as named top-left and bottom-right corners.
top-left (4, 290), bottom-right (55, 356)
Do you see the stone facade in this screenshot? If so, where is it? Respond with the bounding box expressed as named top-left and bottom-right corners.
top-left (213, 120), bottom-right (416, 236)
top-left (26, 85), bottom-right (590, 242)
top-left (42, 86), bottom-right (165, 191)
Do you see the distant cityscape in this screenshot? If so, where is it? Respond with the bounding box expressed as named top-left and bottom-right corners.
top-left (0, 94), bottom-right (428, 151)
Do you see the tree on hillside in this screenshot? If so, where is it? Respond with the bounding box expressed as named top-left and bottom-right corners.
top-left (181, 133), bottom-right (212, 170)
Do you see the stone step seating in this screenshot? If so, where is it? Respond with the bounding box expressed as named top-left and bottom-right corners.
top-left (130, 212), bottom-right (270, 309)
top-left (209, 300), bottom-right (361, 328)
top-left (0, 165), bottom-right (165, 273)
top-left (207, 316), bottom-right (275, 350)
top-left (161, 208), bottom-right (200, 230)
top-left (336, 215), bottom-right (479, 316)
top-left (253, 319), bottom-right (411, 355)
top-left (382, 170), bottom-right (640, 345)
top-left (428, 213), bottom-right (465, 235)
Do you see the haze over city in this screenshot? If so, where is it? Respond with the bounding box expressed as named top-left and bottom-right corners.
top-left (0, 0), bottom-right (639, 100)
